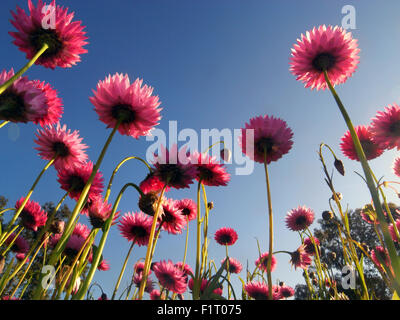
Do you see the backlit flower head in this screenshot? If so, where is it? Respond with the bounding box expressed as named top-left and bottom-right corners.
top-left (153, 260), bottom-right (187, 294)
top-left (0, 69), bottom-right (46, 123)
top-left (240, 115), bottom-right (293, 164)
top-left (290, 245), bottom-right (312, 270)
top-left (31, 80), bottom-right (63, 127)
top-left (389, 220), bottom-right (400, 242)
top-left (87, 196), bottom-right (115, 229)
top-left (189, 151), bottom-right (230, 187)
top-left (214, 227), bottom-right (238, 246)
top-left (139, 172), bottom-right (170, 194)
top-left (279, 284), bottom-right (295, 299)
top-left (150, 289), bottom-right (164, 300)
top-left (133, 273), bottom-right (154, 293)
top-left (10, 0), bottom-right (88, 69)
top-left (35, 123), bottom-right (88, 170)
top-left (340, 125), bottom-right (384, 161)
top-left (175, 262), bottom-right (193, 281)
top-left (286, 206), bottom-right (315, 231)
top-left (5, 233), bottom-right (29, 254)
top-left (134, 261), bottom-right (151, 275)
top-left (393, 157), bottom-right (400, 178)
top-left (255, 252), bottom-right (277, 273)
top-left (245, 282), bottom-right (281, 300)
top-left (370, 104), bottom-right (400, 150)
top-left (15, 197), bottom-right (47, 231)
top-left (151, 145), bottom-right (197, 189)
top-left (371, 246), bottom-right (391, 270)
top-left (290, 25), bottom-right (360, 90)
top-left (188, 278), bottom-right (222, 296)
top-left (303, 237), bottom-right (320, 256)
top-left (221, 257), bottom-right (242, 274)
top-left (176, 198), bottom-right (197, 222)
top-left (72, 222), bottom-right (91, 239)
top-left (90, 73), bottom-right (162, 138)
top-left (57, 161), bottom-right (104, 202)
top-left (159, 198), bottom-right (186, 235)
top-left (118, 212), bottom-right (153, 246)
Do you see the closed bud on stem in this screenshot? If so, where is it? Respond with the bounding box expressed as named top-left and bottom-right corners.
top-left (220, 148), bottom-right (232, 162)
top-left (207, 202), bottom-right (214, 210)
top-left (50, 220), bottom-right (65, 234)
top-left (322, 210), bottom-right (334, 221)
top-left (139, 192), bottom-right (163, 217)
top-left (331, 192), bottom-right (343, 201)
top-left (334, 158), bottom-right (345, 176)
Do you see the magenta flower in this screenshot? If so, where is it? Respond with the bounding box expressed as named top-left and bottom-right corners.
top-left (393, 157), bottom-right (400, 178)
top-left (285, 206), bottom-right (315, 231)
top-left (151, 145), bottom-right (197, 189)
top-left (10, 0), bottom-right (88, 69)
top-left (153, 260), bottom-right (187, 294)
top-left (176, 199), bottom-right (197, 222)
top-left (150, 289), bottom-right (163, 300)
top-left (90, 73), bottom-right (162, 138)
top-left (290, 245), bottom-right (312, 270)
top-left (370, 104), bottom-right (400, 150)
top-left (189, 151), bottom-right (230, 187)
top-left (240, 115), bottom-right (293, 164)
top-left (5, 233), bottom-right (29, 254)
top-left (340, 125), bottom-right (384, 161)
top-left (303, 237), bottom-right (320, 256)
top-left (35, 123), bottom-right (88, 170)
top-left (31, 80), bottom-right (63, 127)
top-left (133, 273), bottom-right (154, 293)
top-left (0, 69), bottom-right (46, 123)
top-left (371, 246), bottom-right (391, 270)
top-left (72, 222), bottom-right (91, 239)
top-left (159, 199), bottom-right (187, 235)
top-left (214, 227), bottom-right (238, 246)
top-left (389, 220), bottom-right (400, 242)
top-left (87, 197), bottom-right (114, 229)
top-left (279, 284), bottom-right (295, 299)
top-left (290, 25), bottom-right (360, 90)
top-left (57, 161), bottom-right (104, 202)
top-left (139, 172), bottom-right (170, 194)
top-left (134, 261), bottom-right (151, 275)
top-left (188, 278), bottom-right (222, 296)
top-left (174, 262), bottom-right (193, 281)
top-left (245, 282), bottom-right (281, 300)
top-left (221, 257), bottom-right (242, 274)
top-left (118, 212), bottom-right (153, 246)
top-left (255, 252), bottom-right (277, 273)
top-left (15, 197), bottom-right (47, 232)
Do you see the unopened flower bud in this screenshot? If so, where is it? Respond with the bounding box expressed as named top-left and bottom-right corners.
top-left (220, 148), bottom-right (232, 162)
top-left (50, 220), bottom-right (65, 234)
top-left (279, 281), bottom-right (285, 287)
top-left (331, 192), bottom-right (343, 201)
top-left (139, 192), bottom-right (163, 217)
top-left (334, 159), bottom-right (345, 176)
top-left (207, 202), bottom-right (214, 210)
top-left (322, 210), bottom-right (334, 221)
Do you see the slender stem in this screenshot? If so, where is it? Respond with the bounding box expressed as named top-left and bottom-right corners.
top-left (73, 182), bottom-right (140, 300)
top-left (263, 150), bottom-right (273, 300)
top-left (193, 180), bottom-right (203, 300)
top-left (137, 184), bottom-right (168, 300)
top-left (112, 241), bottom-right (135, 300)
top-left (200, 184), bottom-right (209, 277)
top-left (324, 70), bottom-right (400, 292)
top-left (225, 245), bottom-right (231, 300)
top-left (0, 121), bottom-right (9, 129)
top-left (0, 43), bottom-right (49, 95)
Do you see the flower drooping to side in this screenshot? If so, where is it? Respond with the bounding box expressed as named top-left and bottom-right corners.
top-left (15, 197), bottom-right (47, 231)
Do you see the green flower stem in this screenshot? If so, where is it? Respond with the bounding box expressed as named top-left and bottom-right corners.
top-left (104, 156), bottom-right (151, 202)
top-left (263, 150), bottom-right (274, 301)
top-left (0, 43), bottom-right (49, 96)
top-left (0, 121), bottom-right (9, 129)
top-left (137, 183), bottom-right (168, 300)
top-left (45, 123), bottom-right (121, 283)
top-left (73, 182), bottom-right (141, 300)
top-left (111, 240), bottom-right (135, 300)
top-left (0, 226), bottom-right (24, 258)
top-left (225, 245), bottom-right (231, 300)
top-left (0, 156), bottom-right (55, 246)
top-left (200, 184), bottom-right (210, 277)
top-left (324, 70), bottom-right (400, 292)
top-left (193, 180), bottom-right (203, 300)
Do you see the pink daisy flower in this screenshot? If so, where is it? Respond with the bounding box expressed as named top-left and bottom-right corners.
top-left (10, 0), bottom-right (88, 69)
top-left (290, 245), bottom-right (312, 270)
top-left (340, 125), bottom-right (384, 161)
top-left (15, 197), bottom-right (47, 232)
top-left (151, 145), bottom-right (197, 189)
top-left (150, 289), bottom-right (164, 300)
top-left (153, 260), bottom-right (187, 294)
top-left (245, 282), bottom-right (281, 300)
top-left (176, 199), bottom-right (197, 222)
top-left (0, 69), bottom-right (46, 123)
top-left (57, 161), bottom-right (104, 202)
top-left (90, 73), bottom-right (162, 138)
top-left (240, 115), bottom-right (293, 164)
top-left (35, 123), bottom-right (88, 170)
top-left (279, 284), bottom-right (295, 299)
top-left (303, 237), bottom-right (320, 256)
top-left (389, 220), bottom-right (400, 242)
top-left (393, 157), bottom-right (400, 178)
top-left (87, 196), bottom-right (115, 229)
top-left (371, 246), bottom-right (391, 270)
top-left (188, 278), bottom-right (222, 296)
top-left (221, 257), bottom-right (242, 274)
top-left (175, 262), bottom-right (193, 281)
top-left (16, 253), bottom-right (29, 264)
top-left (290, 25), bottom-right (360, 90)
top-left (159, 199), bottom-right (187, 235)
top-left (370, 104), bottom-right (400, 150)
top-left (139, 172), bottom-right (170, 194)
top-left (133, 273), bottom-right (154, 293)
top-left (134, 261), bottom-right (151, 275)
top-left (255, 252), bottom-right (277, 273)
top-left (87, 253), bottom-right (110, 271)
top-left (285, 206), bottom-right (315, 231)
top-left (214, 227), bottom-right (238, 246)
top-left (31, 80), bottom-right (63, 127)
top-left (189, 151), bottom-right (230, 187)
top-left (62, 234), bottom-right (86, 259)
top-left (118, 212), bottom-right (153, 246)
top-left (72, 222), bottom-right (91, 239)
top-left (5, 233), bottom-right (29, 254)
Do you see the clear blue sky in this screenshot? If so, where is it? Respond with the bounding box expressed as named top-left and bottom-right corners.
top-left (1, 0), bottom-right (400, 299)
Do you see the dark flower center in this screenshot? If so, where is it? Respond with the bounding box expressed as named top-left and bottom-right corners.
top-left (281, 289), bottom-right (292, 298)
top-left (64, 247), bottom-right (79, 258)
top-left (360, 139), bottom-right (375, 157)
top-left (255, 137), bottom-right (275, 155)
top-left (67, 175), bottom-right (85, 192)
top-left (20, 210), bottom-right (35, 225)
top-left (0, 91), bottom-right (27, 122)
top-left (161, 210), bottom-right (174, 223)
top-left (111, 104), bottom-right (136, 124)
top-left (312, 52), bottom-right (336, 72)
top-left (291, 251), bottom-right (301, 264)
top-left (252, 291), bottom-right (268, 300)
top-left (52, 141), bottom-right (70, 158)
top-left (29, 28), bottom-right (63, 58)
top-left (218, 234), bottom-right (233, 245)
top-left (158, 164), bottom-right (183, 185)
top-left (295, 215), bottom-right (307, 227)
top-left (389, 120), bottom-right (400, 136)
top-left (181, 208), bottom-right (191, 216)
top-left (377, 249), bottom-right (388, 263)
top-left (130, 226), bottom-right (148, 238)
top-left (160, 274), bottom-right (175, 287)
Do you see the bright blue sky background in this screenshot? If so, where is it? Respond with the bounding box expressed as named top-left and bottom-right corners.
top-left (2, 0), bottom-right (400, 300)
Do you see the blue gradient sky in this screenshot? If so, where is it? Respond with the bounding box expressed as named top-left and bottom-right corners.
top-left (1, 0), bottom-right (400, 299)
